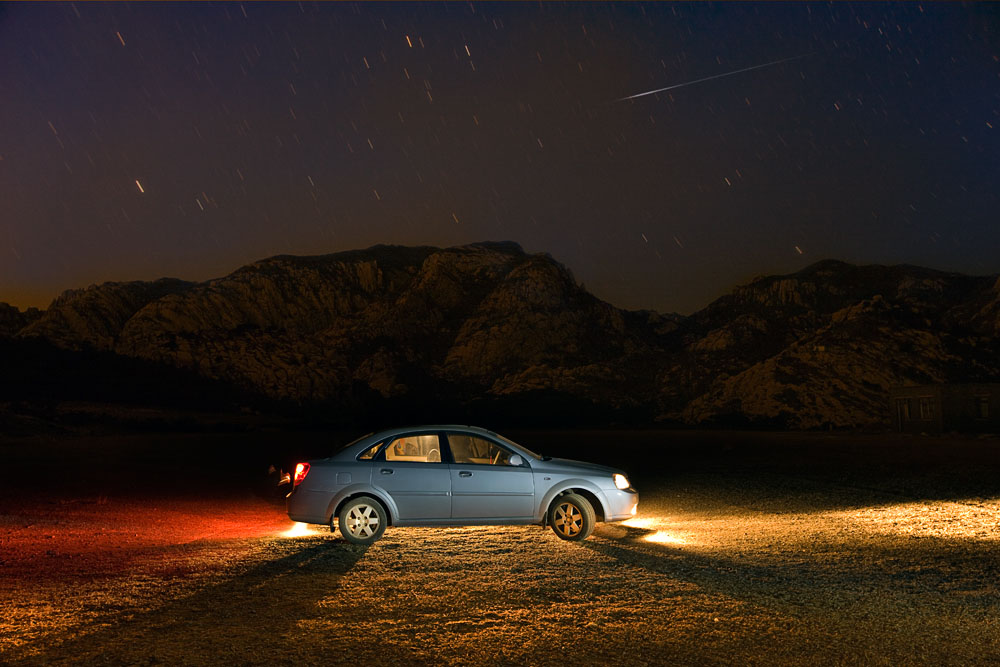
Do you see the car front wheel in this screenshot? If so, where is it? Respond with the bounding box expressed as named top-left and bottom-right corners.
top-left (337, 497), bottom-right (388, 545)
top-left (548, 493), bottom-right (595, 541)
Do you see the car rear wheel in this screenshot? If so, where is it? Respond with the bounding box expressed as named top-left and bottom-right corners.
top-left (337, 497), bottom-right (387, 545)
top-left (549, 493), bottom-right (595, 541)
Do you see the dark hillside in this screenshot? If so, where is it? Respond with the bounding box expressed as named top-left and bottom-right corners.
top-left (9, 244), bottom-right (999, 430)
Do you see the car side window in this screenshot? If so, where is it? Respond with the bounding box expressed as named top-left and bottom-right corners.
top-left (357, 443), bottom-right (382, 460)
top-left (449, 434), bottom-right (522, 466)
top-left (384, 434), bottom-right (442, 463)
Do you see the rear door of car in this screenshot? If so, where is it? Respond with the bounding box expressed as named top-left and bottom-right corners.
top-left (445, 432), bottom-right (534, 519)
top-left (375, 431), bottom-right (451, 520)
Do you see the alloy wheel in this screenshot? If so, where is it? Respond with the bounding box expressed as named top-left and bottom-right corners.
top-left (344, 504), bottom-right (380, 539)
top-left (553, 501), bottom-right (583, 538)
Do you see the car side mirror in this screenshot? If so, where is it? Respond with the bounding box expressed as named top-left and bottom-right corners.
top-left (508, 454), bottom-right (523, 467)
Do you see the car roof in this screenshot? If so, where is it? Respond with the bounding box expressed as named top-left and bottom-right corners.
top-left (371, 425), bottom-right (500, 439)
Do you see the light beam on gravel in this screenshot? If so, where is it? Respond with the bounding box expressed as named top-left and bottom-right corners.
top-left (622, 517), bottom-right (687, 544)
top-left (281, 522), bottom-right (316, 538)
top-left (826, 499), bottom-right (1000, 540)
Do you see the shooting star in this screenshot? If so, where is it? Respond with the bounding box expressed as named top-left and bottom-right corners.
top-left (616, 52), bottom-right (814, 102)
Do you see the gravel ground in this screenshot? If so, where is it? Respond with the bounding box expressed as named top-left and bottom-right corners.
top-left (1, 430), bottom-right (999, 665)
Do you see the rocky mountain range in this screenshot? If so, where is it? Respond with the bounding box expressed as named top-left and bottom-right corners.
top-left (0, 302), bottom-right (42, 337)
top-left (4, 243), bottom-right (998, 429)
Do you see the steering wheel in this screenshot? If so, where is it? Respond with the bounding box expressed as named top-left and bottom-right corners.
top-left (426, 448), bottom-right (440, 463)
top-left (491, 450), bottom-right (502, 465)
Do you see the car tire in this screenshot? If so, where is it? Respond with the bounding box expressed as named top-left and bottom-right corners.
top-left (548, 493), bottom-right (595, 541)
top-left (337, 497), bottom-right (388, 545)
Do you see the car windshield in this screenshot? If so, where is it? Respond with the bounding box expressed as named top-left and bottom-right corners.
top-left (494, 433), bottom-right (542, 460)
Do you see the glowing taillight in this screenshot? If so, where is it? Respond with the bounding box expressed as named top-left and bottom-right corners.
top-left (293, 462), bottom-right (311, 487)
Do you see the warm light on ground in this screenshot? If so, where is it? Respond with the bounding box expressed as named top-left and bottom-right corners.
top-left (623, 499), bottom-right (1000, 549)
top-left (826, 499), bottom-right (1000, 540)
top-left (621, 517), bottom-right (687, 544)
top-left (281, 522), bottom-right (317, 538)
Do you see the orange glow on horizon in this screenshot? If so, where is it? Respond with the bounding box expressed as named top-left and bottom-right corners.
top-left (1, 289), bottom-right (59, 311)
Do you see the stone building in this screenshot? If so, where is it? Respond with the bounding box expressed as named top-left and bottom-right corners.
top-left (890, 384), bottom-right (1000, 433)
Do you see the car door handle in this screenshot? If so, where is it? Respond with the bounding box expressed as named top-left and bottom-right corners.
top-left (380, 468), bottom-right (394, 475)
top-left (458, 471), bottom-right (473, 477)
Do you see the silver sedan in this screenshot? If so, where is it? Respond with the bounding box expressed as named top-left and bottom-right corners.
top-left (286, 425), bottom-right (638, 544)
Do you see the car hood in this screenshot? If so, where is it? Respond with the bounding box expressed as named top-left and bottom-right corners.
top-left (534, 457), bottom-right (622, 477)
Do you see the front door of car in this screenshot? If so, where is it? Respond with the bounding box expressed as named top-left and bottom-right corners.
top-left (376, 433), bottom-right (451, 521)
top-left (446, 433), bottom-right (534, 519)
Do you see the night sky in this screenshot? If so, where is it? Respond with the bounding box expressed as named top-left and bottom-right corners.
top-left (2, 2), bottom-right (997, 315)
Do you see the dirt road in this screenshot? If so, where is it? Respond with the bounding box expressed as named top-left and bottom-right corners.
top-left (2, 430), bottom-right (999, 665)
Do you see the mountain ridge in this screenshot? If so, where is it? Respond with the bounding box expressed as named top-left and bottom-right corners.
top-left (5, 244), bottom-right (998, 429)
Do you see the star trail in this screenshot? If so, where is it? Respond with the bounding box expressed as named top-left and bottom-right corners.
top-left (1, 2), bottom-right (997, 314)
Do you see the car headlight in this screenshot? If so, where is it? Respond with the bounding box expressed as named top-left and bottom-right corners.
top-left (614, 473), bottom-right (630, 490)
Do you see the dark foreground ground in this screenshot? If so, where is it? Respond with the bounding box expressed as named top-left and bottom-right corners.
top-left (2, 429), bottom-right (1000, 665)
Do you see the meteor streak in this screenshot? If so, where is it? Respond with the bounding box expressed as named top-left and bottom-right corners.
top-left (616, 52), bottom-right (814, 102)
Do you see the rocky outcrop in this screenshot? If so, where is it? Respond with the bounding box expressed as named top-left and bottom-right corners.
top-left (19, 279), bottom-right (193, 350)
top-left (947, 277), bottom-right (1000, 336)
top-left (0, 303), bottom-right (42, 337)
top-left (14, 247), bottom-right (1000, 429)
top-left (681, 300), bottom-right (959, 428)
top-left (442, 254), bottom-right (627, 381)
top-left (19, 243), bottom-right (660, 412)
top-left (667, 262), bottom-right (1000, 428)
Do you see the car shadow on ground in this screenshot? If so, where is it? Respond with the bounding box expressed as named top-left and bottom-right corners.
top-left (25, 537), bottom-right (369, 665)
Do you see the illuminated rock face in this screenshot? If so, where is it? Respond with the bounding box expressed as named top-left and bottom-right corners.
top-left (10, 248), bottom-right (1000, 428)
top-left (18, 279), bottom-right (193, 350)
top-left (15, 242), bottom-right (658, 416)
